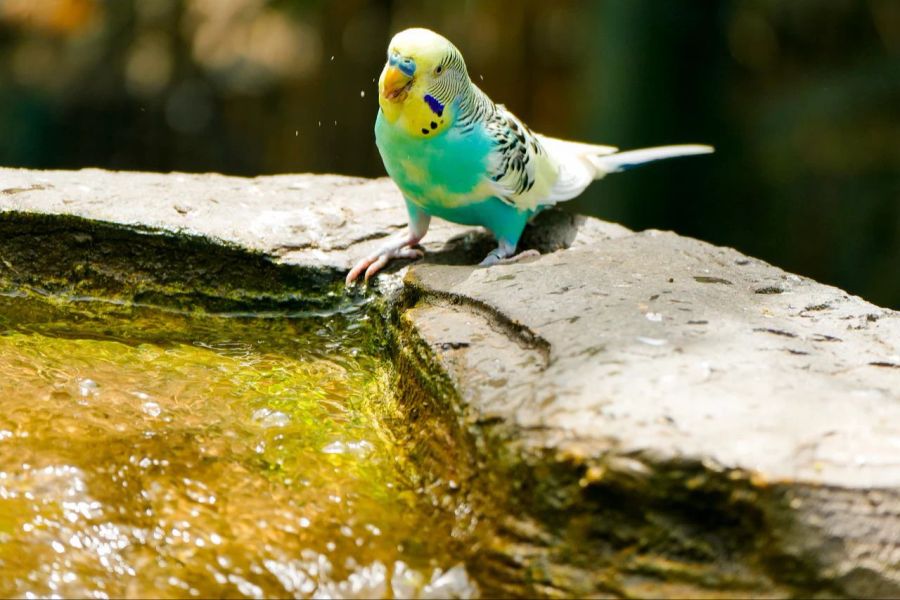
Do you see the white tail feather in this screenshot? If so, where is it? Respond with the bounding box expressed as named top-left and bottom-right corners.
top-left (587, 144), bottom-right (714, 177)
top-left (543, 141), bottom-right (714, 205)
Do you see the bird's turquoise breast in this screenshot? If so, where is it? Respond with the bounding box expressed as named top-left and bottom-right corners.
top-left (374, 108), bottom-right (534, 244)
top-left (375, 108), bottom-right (493, 213)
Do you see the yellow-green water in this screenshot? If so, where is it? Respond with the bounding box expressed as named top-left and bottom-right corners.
top-left (0, 293), bottom-right (477, 598)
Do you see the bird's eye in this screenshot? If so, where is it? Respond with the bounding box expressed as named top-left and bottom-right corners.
top-left (435, 65), bottom-right (443, 75)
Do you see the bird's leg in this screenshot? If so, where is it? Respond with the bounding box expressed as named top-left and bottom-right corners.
top-left (479, 239), bottom-right (540, 267)
top-left (346, 202), bottom-right (430, 285)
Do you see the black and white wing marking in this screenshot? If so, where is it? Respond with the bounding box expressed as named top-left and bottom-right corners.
top-left (483, 105), bottom-right (558, 211)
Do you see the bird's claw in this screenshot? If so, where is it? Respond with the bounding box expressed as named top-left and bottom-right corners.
top-left (479, 249), bottom-right (540, 267)
top-left (346, 246), bottom-right (424, 285)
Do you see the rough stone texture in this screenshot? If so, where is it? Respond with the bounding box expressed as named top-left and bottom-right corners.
top-left (2, 167), bottom-right (898, 597)
top-left (403, 233), bottom-right (900, 597)
top-left (406, 233), bottom-right (900, 488)
top-left (0, 168), bottom-right (621, 273)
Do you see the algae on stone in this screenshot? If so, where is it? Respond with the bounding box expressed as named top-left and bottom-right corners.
top-left (0, 293), bottom-right (477, 598)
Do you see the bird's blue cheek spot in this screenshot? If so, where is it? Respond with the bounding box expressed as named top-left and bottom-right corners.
top-left (424, 94), bottom-right (444, 117)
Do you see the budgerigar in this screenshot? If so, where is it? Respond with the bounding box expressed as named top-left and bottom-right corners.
top-left (346, 28), bottom-right (713, 284)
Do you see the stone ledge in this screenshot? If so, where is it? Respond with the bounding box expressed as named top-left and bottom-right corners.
top-left (401, 231), bottom-right (900, 597)
top-left (0, 167), bottom-right (621, 273)
top-left (405, 231), bottom-right (900, 489)
top-left (2, 168), bottom-right (898, 597)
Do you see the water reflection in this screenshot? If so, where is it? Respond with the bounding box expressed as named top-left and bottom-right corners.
top-left (0, 294), bottom-right (478, 598)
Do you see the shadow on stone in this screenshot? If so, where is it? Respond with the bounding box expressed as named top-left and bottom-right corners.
top-left (407, 210), bottom-right (595, 269)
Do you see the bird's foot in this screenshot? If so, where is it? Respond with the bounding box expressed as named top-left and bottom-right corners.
top-left (346, 245), bottom-right (424, 285)
top-left (478, 248), bottom-right (540, 267)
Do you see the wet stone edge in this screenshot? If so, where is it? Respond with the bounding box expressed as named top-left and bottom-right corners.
top-left (0, 212), bottom-right (345, 313)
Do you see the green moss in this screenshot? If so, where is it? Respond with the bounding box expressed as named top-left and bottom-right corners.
top-left (0, 284), bottom-right (476, 596)
top-left (0, 212), bottom-right (349, 312)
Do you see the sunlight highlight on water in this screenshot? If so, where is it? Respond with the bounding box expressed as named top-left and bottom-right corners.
top-left (0, 294), bottom-right (477, 598)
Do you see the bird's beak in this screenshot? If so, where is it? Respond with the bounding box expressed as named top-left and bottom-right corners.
top-left (381, 65), bottom-right (412, 102)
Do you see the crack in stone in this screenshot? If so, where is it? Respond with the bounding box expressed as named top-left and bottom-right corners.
top-left (272, 227), bottom-right (404, 255)
top-left (405, 287), bottom-right (552, 367)
top-left (2, 184), bottom-right (51, 195)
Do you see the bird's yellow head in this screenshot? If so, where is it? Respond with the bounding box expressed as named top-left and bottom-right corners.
top-left (378, 28), bottom-right (470, 137)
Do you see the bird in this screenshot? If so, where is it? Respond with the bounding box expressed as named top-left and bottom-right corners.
top-left (346, 28), bottom-right (713, 284)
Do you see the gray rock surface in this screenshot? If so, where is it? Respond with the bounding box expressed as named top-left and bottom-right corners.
top-left (0, 168), bottom-right (619, 272)
top-left (406, 232), bottom-right (900, 489)
top-left (2, 167), bottom-right (898, 597)
top-left (404, 231), bottom-right (900, 597)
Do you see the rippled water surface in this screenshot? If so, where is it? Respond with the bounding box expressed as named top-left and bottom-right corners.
top-left (0, 293), bottom-right (477, 598)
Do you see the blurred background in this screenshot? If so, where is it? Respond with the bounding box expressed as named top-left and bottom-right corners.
top-left (0, 0), bottom-right (897, 308)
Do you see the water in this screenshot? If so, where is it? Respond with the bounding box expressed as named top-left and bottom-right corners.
top-left (0, 292), bottom-right (478, 598)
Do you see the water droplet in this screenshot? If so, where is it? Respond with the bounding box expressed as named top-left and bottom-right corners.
top-left (391, 561), bottom-right (425, 598)
top-left (322, 441), bottom-right (345, 454)
top-left (322, 440), bottom-right (373, 456)
top-left (141, 401), bottom-right (162, 417)
top-left (252, 408), bottom-right (290, 428)
top-left (422, 564), bottom-right (474, 598)
top-left (360, 90), bottom-right (365, 98)
top-left (78, 378), bottom-right (98, 397)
